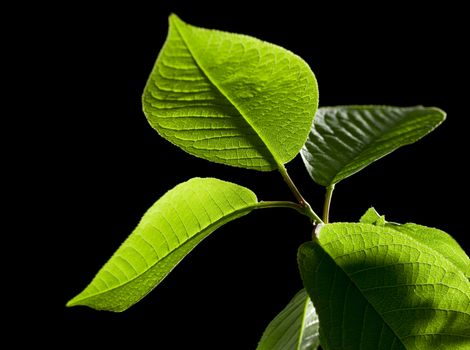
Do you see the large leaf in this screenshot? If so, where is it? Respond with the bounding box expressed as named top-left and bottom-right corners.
top-left (143, 15), bottom-right (318, 171)
top-left (67, 178), bottom-right (258, 312)
top-left (298, 223), bottom-right (470, 349)
top-left (301, 106), bottom-right (445, 187)
top-left (257, 289), bottom-right (320, 350)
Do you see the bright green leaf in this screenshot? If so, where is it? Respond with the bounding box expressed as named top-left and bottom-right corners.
top-left (67, 178), bottom-right (258, 312)
top-left (301, 106), bottom-right (445, 186)
top-left (360, 207), bottom-right (386, 226)
top-left (257, 289), bottom-right (320, 350)
top-left (143, 14), bottom-right (318, 171)
top-left (387, 223), bottom-right (470, 279)
top-left (360, 208), bottom-right (470, 277)
top-left (298, 223), bottom-right (470, 349)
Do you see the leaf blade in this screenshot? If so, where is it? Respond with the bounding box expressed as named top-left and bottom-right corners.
top-left (360, 208), bottom-right (470, 277)
top-left (388, 223), bottom-right (470, 278)
top-left (67, 178), bottom-right (258, 311)
top-left (257, 289), bottom-right (320, 350)
top-left (298, 223), bottom-right (470, 349)
top-left (301, 106), bottom-right (446, 186)
top-left (359, 207), bottom-right (386, 226)
top-left (143, 15), bottom-right (318, 171)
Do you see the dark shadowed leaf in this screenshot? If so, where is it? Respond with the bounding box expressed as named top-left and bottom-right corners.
top-left (301, 106), bottom-right (445, 186)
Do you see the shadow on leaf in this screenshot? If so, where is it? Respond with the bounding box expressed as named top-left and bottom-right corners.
top-left (299, 240), bottom-right (470, 349)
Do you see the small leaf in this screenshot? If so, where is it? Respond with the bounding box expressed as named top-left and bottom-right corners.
top-left (301, 106), bottom-right (445, 186)
top-left (67, 178), bottom-right (258, 312)
top-left (143, 14), bottom-right (318, 171)
top-left (257, 289), bottom-right (320, 350)
top-left (298, 223), bottom-right (470, 349)
top-left (360, 207), bottom-right (386, 226)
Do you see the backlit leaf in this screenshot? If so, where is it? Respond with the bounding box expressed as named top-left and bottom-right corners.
top-left (143, 15), bottom-right (318, 171)
top-left (67, 178), bottom-right (258, 311)
top-left (257, 289), bottom-right (320, 350)
top-left (387, 223), bottom-right (470, 278)
top-left (360, 208), bottom-right (470, 277)
top-left (359, 207), bottom-right (386, 226)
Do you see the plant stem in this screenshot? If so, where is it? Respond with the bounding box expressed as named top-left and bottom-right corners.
top-left (323, 185), bottom-right (334, 223)
top-left (278, 165), bottom-right (306, 205)
top-left (256, 201), bottom-right (320, 223)
top-left (278, 165), bottom-right (323, 224)
top-left (256, 201), bottom-right (307, 215)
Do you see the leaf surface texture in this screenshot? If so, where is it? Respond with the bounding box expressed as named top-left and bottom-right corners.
top-left (257, 289), bottom-right (320, 350)
top-left (298, 223), bottom-right (470, 349)
top-left (143, 15), bottom-right (318, 171)
top-left (301, 106), bottom-right (445, 186)
top-left (68, 178), bottom-right (257, 311)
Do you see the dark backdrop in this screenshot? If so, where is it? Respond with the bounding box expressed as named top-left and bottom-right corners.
top-left (29, 1), bottom-right (468, 348)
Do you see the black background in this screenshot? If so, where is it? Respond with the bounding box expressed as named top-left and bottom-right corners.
top-left (22, 1), bottom-right (469, 347)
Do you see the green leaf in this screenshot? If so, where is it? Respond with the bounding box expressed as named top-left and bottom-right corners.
top-left (257, 289), bottom-right (320, 350)
top-left (143, 14), bottom-right (318, 171)
top-left (298, 223), bottom-right (470, 349)
top-left (360, 207), bottom-right (386, 226)
top-left (301, 106), bottom-right (446, 187)
top-left (360, 208), bottom-right (470, 277)
top-left (387, 223), bottom-right (470, 279)
top-left (67, 178), bottom-right (258, 312)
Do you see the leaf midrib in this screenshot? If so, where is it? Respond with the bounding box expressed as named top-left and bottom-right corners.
top-left (326, 106), bottom-right (406, 183)
top-left (295, 294), bottom-right (310, 350)
top-left (320, 225), bottom-right (407, 348)
top-left (323, 223), bottom-right (469, 347)
top-left (333, 107), bottom-right (441, 183)
top-left (68, 204), bottom-right (258, 305)
top-left (172, 17), bottom-right (282, 169)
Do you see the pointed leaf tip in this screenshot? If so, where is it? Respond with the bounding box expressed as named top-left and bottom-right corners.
top-left (168, 13), bottom-right (183, 25)
top-left (68, 178), bottom-right (258, 311)
top-left (360, 207), bottom-right (386, 226)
